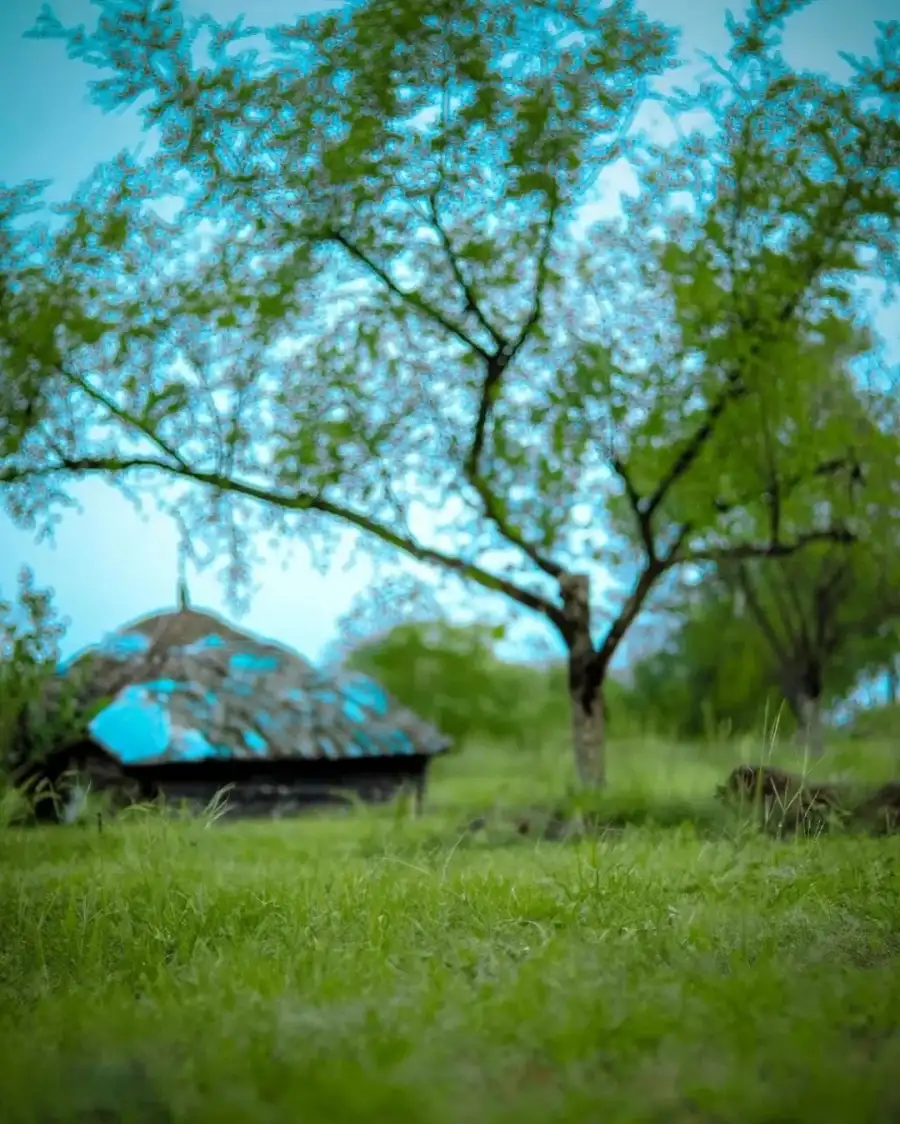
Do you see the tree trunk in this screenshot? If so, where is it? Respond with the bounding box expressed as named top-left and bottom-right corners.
top-left (568, 677), bottom-right (606, 789)
top-left (798, 692), bottom-right (825, 758)
top-left (560, 573), bottom-right (606, 789)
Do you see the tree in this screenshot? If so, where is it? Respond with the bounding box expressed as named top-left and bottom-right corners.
top-left (343, 618), bottom-right (568, 752)
top-left (719, 539), bottom-right (900, 754)
top-left (2, 1), bottom-right (898, 787)
top-left (707, 335), bottom-right (900, 752)
top-left (626, 466), bottom-right (900, 749)
top-left (630, 538), bottom-right (900, 749)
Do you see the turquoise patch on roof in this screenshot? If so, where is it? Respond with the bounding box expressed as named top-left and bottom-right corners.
top-left (229, 652), bottom-right (280, 674)
top-left (89, 685), bottom-right (171, 764)
top-left (341, 675), bottom-right (390, 717)
top-left (243, 729), bottom-right (268, 755)
top-left (170, 728), bottom-right (222, 761)
top-left (183, 634), bottom-right (227, 652)
top-left (141, 678), bottom-right (179, 695)
top-left (341, 698), bottom-right (367, 724)
top-left (66, 607), bottom-right (450, 764)
top-left (384, 729), bottom-right (414, 755)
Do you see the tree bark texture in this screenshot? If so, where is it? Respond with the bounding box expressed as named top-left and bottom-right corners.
top-left (798, 692), bottom-right (825, 758)
top-left (560, 573), bottom-right (606, 789)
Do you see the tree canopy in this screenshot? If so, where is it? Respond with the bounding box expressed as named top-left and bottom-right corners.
top-left (1, 0), bottom-right (898, 784)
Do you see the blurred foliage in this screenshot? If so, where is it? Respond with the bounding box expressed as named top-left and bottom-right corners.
top-left (345, 620), bottom-right (568, 752)
top-left (627, 591), bottom-right (794, 741)
top-left (0, 566), bottom-right (81, 777)
top-left (716, 541), bottom-right (900, 731)
top-left (625, 554), bottom-right (900, 741)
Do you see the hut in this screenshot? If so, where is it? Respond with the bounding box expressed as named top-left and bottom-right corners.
top-left (23, 603), bottom-right (451, 820)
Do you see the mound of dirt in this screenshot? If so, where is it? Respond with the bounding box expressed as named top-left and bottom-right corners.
top-left (716, 764), bottom-right (900, 836)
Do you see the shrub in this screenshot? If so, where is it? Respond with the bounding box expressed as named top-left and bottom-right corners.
top-left (0, 566), bottom-right (84, 779)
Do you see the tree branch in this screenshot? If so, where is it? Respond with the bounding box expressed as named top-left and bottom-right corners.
top-left (592, 558), bottom-right (665, 680)
top-left (610, 455), bottom-right (656, 563)
top-left (643, 374), bottom-right (748, 525)
top-left (587, 517), bottom-right (693, 676)
top-left (466, 475), bottom-right (565, 579)
top-left (680, 527), bottom-right (855, 565)
top-left (778, 557), bottom-right (816, 658)
top-left (446, 192), bottom-right (564, 580)
top-left (426, 190), bottom-right (506, 351)
top-left (1, 454), bottom-right (566, 628)
top-left (328, 230), bottom-right (492, 361)
top-left (710, 455), bottom-right (863, 519)
top-left (3, 321), bottom-right (194, 474)
top-left (328, 226), bottom-right (561, 577)
top-left (63, 368), bottom-right (192, 472)
top-left (466, 191), bottom-right (559, 479)
top-left (730, 561), bottom-right (795, 669)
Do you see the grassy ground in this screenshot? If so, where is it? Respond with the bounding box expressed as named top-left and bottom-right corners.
top-left (1, 736), bottom-right (899, 1124)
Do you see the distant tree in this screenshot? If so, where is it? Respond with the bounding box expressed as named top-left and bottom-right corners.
top-left (2, 2), bottom-right (898, 786)
top-left (343, 618), bottom-right (567, 752)
top-left (628, 502), bottom-right (900, 747)
top-left (717, 540), bottom-right (900, 754)
top-left (704, 352), bottom-right (900, 752)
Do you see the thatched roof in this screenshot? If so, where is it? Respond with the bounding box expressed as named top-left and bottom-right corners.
top-left (53, 606), bottom-right (451, 766)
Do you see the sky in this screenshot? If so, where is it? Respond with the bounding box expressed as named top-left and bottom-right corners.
top-left (0, 0), bottom-right (896, 664)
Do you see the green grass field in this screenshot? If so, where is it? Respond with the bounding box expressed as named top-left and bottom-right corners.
top-left (1, 736), bottom-right (899, 1124)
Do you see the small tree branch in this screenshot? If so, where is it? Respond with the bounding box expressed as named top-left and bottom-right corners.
top-left (587, 517), bottom-right (693, 678)
top-left (680, 527), bottom-right (855, 565)
top-left (610, 455), bottom-right (656, 563)
top-left (466, 191), bottom-right (559, 478)
top-left (589, 558), bottom-right (665, 688)
top-left (3, 322), bottom-right (194, 474)
top-left (643, 198), bottom-right (855, 528)
top-left (329, 223), bottom-right (564, 578)
top-left (448, 191), bottom-right (564, 580)
top-left (710, 455), bottom-right (864, 519)
top-left (328, 230), bottom-right (492, 361)
top-left (811, 555), bottom-right (853, 655)
top-left (643, 375), bottom-right (748, 525)
top-left (426, 190), bottom-right (506, 351)
top-left (584, 521), bottom-right (855, 688)
top-left (779, 559), bottom-right (816, 657)
top-left (62, 368), bottom-right (192, 472)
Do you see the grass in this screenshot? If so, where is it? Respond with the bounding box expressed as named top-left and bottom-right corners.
top-left (1, 735), bottom-right (899, 1123)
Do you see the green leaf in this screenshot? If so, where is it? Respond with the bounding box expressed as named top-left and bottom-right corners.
top-left (99, 213), bottom-right (129, 250)
top-left (513, 171), bottom-right (557, 198)
top-left (458, 240), bottom-right (494, 264)
top-left (69, 316), bottom-right (109, 345)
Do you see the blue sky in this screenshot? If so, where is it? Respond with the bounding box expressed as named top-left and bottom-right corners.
top-left (1, 0), bottom-right (895, 662)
